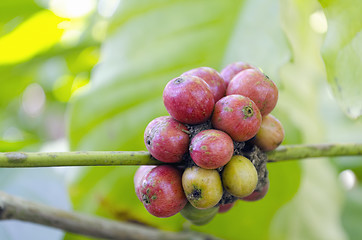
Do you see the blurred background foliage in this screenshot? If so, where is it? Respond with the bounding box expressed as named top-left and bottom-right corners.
top-left (0, 0), bottom-right (361, 239)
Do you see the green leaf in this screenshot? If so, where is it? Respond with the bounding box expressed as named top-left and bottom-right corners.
top-left (0, 0), bottom-right (42, 35)
top-left (270, 160), bottom-right (347, 240)
top-left (0, 139), bottom-right (39, 152)
top-left (319, 0), bottom-right (362, 119)
top-left (221, 0), bottom-right (290, 82)
top-left (0, 10), bottom-right (64, 65)
top-left (320, 90), bottom-right (362, 176)
top-left (267, 0), bottom-right (348, 239)
top-left (68, 0), bottom-right (247, 151)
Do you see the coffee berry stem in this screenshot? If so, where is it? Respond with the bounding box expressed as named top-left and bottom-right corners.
top-left (0, 143), bottom-right (361, 168)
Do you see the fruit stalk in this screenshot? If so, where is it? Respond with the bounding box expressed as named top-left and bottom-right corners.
top-left (0, 143), bottom-right (361, 168)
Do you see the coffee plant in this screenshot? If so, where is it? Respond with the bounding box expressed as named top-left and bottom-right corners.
top-left (0, 0), bottom-right (361, 240)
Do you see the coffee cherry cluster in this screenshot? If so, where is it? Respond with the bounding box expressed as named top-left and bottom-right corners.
top-left (135, 62), bottom-right (285, 225)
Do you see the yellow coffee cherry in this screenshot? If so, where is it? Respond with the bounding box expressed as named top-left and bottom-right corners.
top-left (182, 166), bottom-right (223, 209)
top-left (222, 155), bottom-right (258, 198)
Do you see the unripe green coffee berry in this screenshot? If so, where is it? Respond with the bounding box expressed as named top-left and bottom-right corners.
top-left (180, 202), bottom-right (219, 226)
top-left (222, 155), bottom-right (258, 198)
top-left (182, 166), bottom-right (223, 209)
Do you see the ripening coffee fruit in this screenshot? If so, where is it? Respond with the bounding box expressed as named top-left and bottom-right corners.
top-left (144, 116), bottom-right (189, 163)
top-left (180, 202), bottom-right (219, 226)
top-left (189, 129), bottom-right (234, 169)
top-left (212, 95), bottom-right (262, 142)
top-left (242, 181), bottom-right (269, 202)
top-left (182, 67), bottom-right (226, 102)
top-left (253, 114), bottom-right (284, 152)
top-left (138, 165), bottom-right (187, 218)
top-left (163, 76), bottom-right (214, 124)
top-left (182, 166), bottom-right (223, 209)
top-left (220, 61), bottom-right (255, 87)
top-left (226, 68), bottom-right (278, 116)
top-left (222, 155), bottom-right (258, 198)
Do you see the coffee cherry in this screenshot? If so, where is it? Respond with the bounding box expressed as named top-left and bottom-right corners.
top-left (182, 67), bottom-right (226, 102)
top-left (226, 69), bottom-right (278, 116)
top-left (218, 202), bottom-right (235, 213)
top-left (163, 76), bottom-right (214, 124)
top-left (180, 202), bottom-right (219, 225)
top-left (253, 114), bottom-right (284, 151)
top-left (212, 95), bottom-right (262, 142)
top-left (182, 166), bottom-right (223, 209)
top-left (242, 181), bottom-right (269, 202)
top-left (139, 165), bottom-right (187, 218)
top-left (134, 166), bottom-right (155, 201)
top-left (220, 61), bottom-right (255, 87)
top-left (222, 155), bottom-right (258, 198)
top-left (144, 116), bottom-right (189, 163)
top-left (189, 129), bottom-right (234, 169)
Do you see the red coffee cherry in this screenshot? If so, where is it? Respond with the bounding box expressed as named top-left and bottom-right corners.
top-left (212, 95), bottom-right (262, 142)
top-left (189, 129), bottom-right (234, 169)
top-left (218, 202), bottom-right (235, 213)
top-left (226, 68), bottom-right (278, 116)
top-left (182, 67), bottom-right (226, 102)
top-left (220, 61), bottom-right (255, 87)
top-left (163, 76), bottom-right (214, 124)
top-left (138, 165), bottom-right (187, 218)
top-left (134, 165), bottom-right (155, 201)
top-left (144, 116), bottom-right (189, 163)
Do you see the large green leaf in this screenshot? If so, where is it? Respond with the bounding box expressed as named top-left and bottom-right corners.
top-left (321, 97), bottom-right (362, 239)
top-left (270, 160), bottom-right (347, 240)
top-left (221, 0), bottom-right (290, 81)
top-left (68, 0), bottom-right (246, 151)
top-left (267, 0), bottom-right (347, 239)
top-left (0, 0), bottom-right (42, 36)
top-left (314, 2), bottom-right (362, 238)
top-left (320, 84), bottom-right (362, 178)
top-left (67, 0), bottom-right (303, 239)
top-left (319, 0), bottom-right (362, 119)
